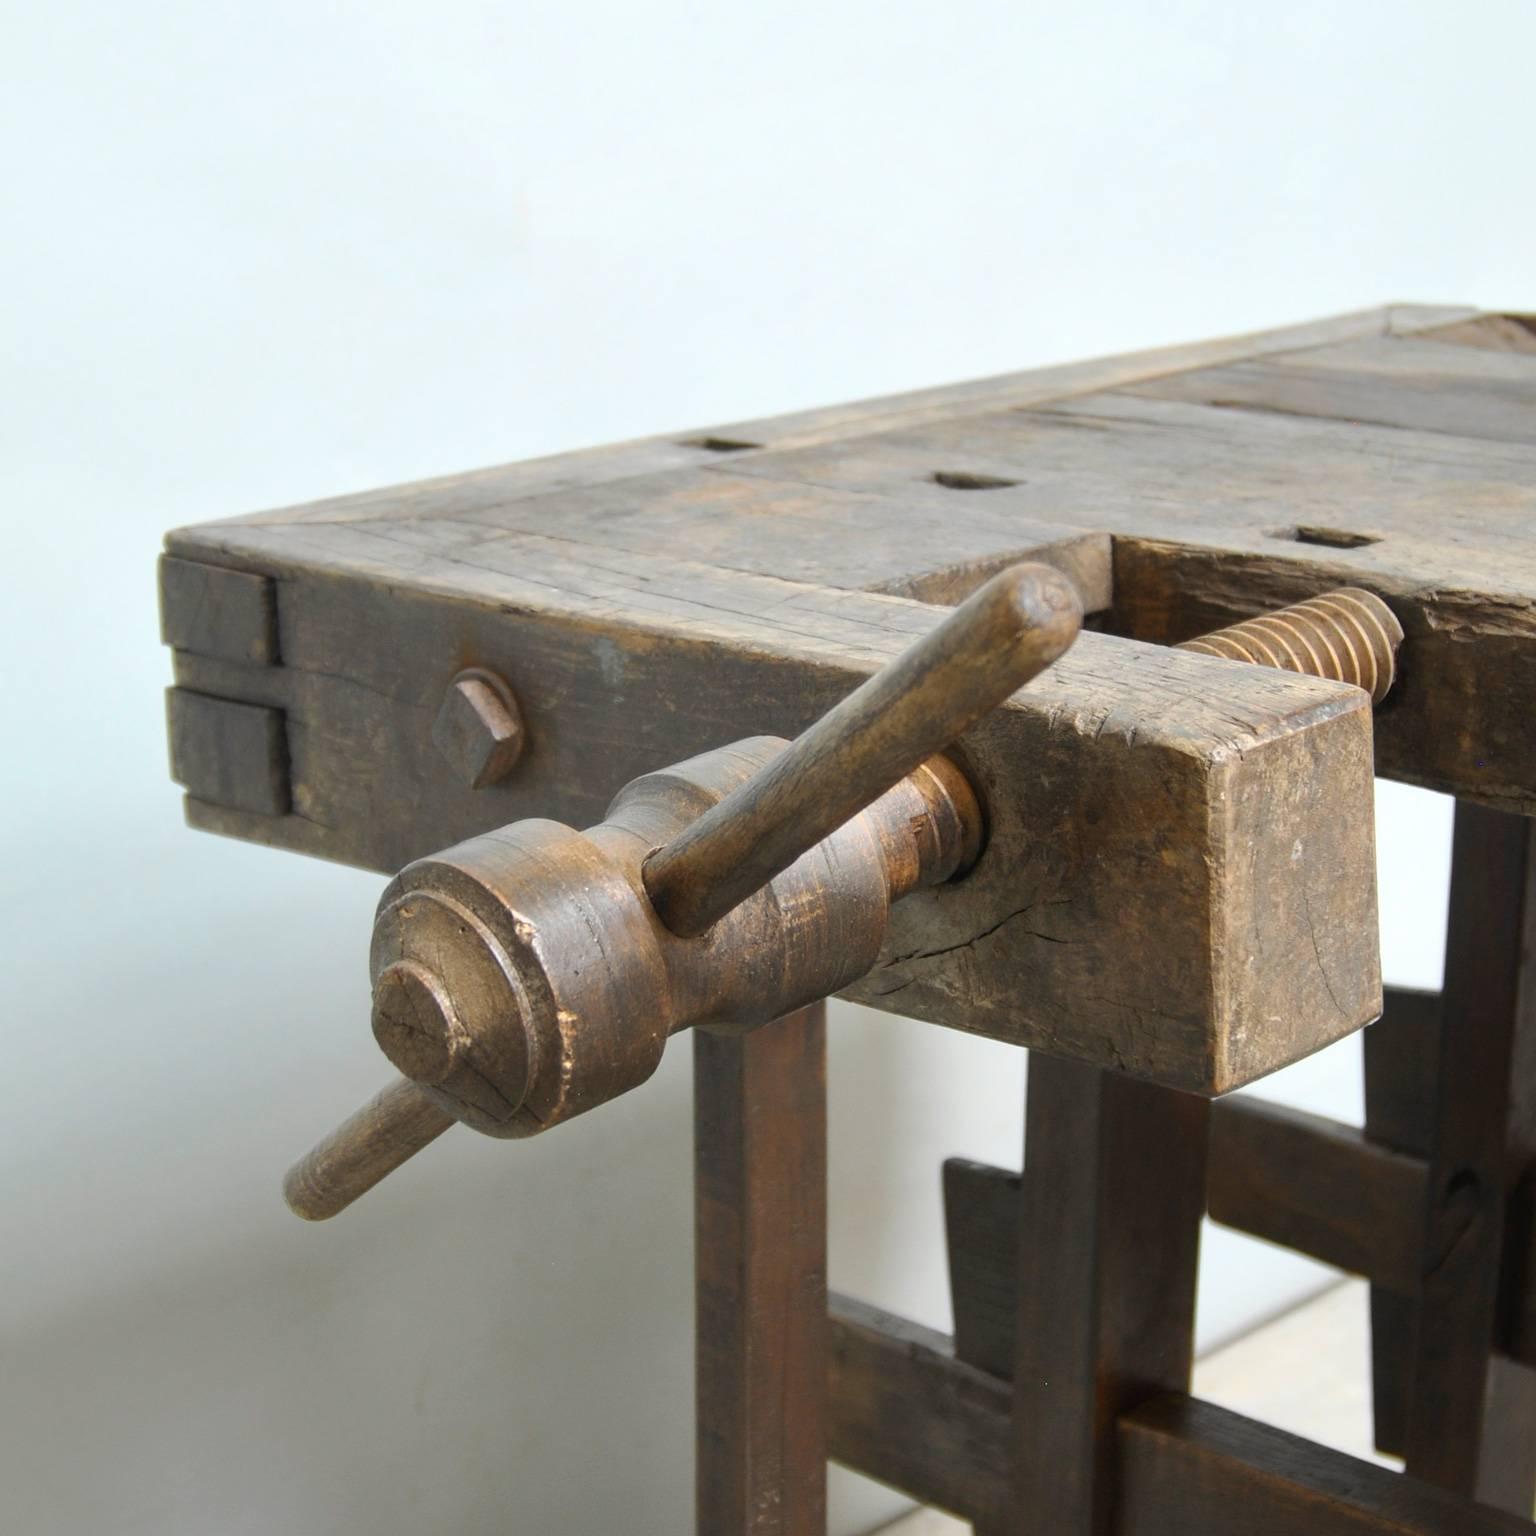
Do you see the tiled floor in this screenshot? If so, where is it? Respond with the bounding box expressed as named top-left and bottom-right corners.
top-left (876, 1279), bottom-right (1392, 1535)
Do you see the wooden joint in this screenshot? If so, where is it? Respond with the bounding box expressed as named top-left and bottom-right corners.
top-left (159, 554), bottom-right (278, 666)
top-left (166, 687), bottom-right (290, 817)
top-left (827, 1295), bottom-right (1531, 1534)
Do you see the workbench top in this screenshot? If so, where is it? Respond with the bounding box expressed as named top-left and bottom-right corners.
top-left (160, 305), bottom-right (1534, 1092)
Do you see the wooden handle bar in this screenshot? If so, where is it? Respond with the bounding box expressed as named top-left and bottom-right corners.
top-left (283, 1078), bottom-right (456, 1221)
top-left (284, 563), bottom-right (1080, 1218)
top-left (642, 562), bottom-right (1082, 938)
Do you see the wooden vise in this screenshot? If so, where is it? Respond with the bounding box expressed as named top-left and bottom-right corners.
top-left (161, 303), bottom-right (1536, 1535)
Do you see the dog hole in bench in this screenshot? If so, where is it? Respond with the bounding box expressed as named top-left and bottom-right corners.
top-left (931, 470), bottom-right (1020, 491)
top-left (1278, 525), bottom-right (1382, 550)
top-left (687, 436), bottom-right (762, 453)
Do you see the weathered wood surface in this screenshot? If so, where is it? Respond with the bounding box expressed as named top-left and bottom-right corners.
top-left (163, 302), bottom-right (1536, 1086)
top-left (162, 529), bottom-right (1380, 1093)
top-left (716, 374), bottom-right (1536, 813)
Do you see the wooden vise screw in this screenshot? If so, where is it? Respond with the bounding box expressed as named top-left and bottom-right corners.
top-left (283, 564), bottom-right (1083, 1220)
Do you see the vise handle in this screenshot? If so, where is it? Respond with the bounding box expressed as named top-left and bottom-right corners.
top-left (284, 563), bottom-right (1082, 1220)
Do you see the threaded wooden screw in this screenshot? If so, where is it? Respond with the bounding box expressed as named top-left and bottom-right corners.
top-left (1177, 589), bottom-right (1405, 705)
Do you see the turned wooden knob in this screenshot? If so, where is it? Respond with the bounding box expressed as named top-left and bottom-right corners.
top-left (283, 563), bottom-right (1082, 1219)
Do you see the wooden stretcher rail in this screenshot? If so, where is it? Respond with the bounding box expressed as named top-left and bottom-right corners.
top-left (1206, 1094), bottom-right (1427, 1294)
top-left (827, 1294), bottom-right (1530, 1533)
top-left (939, 1028), bottom-right (1536, 1378)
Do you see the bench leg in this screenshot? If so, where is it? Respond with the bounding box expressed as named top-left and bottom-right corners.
top-left (1009, 1054), bottom-right (1210, 1534)
top-left (695, 1005), bottom-right (827, 1536)
top-left (1369, 803), bottom-right (1536, 1513)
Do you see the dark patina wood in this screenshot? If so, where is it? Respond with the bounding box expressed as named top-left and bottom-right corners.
top-left (696, 1008), bottom-right (827, 1536)
top-left (1207, 1095), bottom-right (1427, 1294)
top-left (1010, 1059), bottom-right (1209, 1535)
top-left (825, 1307), bottom-right (1535, 1535)
top-left (1402, 806), bottom-right (1536, 1510)
top-left (1118, 1395), bottom-right (1535, 1536)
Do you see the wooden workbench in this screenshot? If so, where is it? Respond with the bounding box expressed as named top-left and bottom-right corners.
top-left (162, 304), bottom-right (1536, 1534)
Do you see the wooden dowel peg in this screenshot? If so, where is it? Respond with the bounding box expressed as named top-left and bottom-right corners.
top-left (283, 1078), bottom-right (456, 1221)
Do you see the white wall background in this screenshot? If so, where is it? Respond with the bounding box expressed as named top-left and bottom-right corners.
top-left (2, 3), bottom-right (1530, 1532)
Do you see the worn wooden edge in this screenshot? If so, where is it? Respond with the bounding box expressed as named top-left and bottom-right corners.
top-left (1110, 534), bottom-right (1536, 817)
top-left (1402, 804), bottom-right (1536, 1499)
top-left (696, 1008), bottom-right (827, 1534)
top-left (180, 305), bottom-right (1479, 533)
top-left (1207, 694), bottom-right (1381, 1092)
top-left (1417, 313), bottom-right (1536, 354)
top-left (868, 529), bottom-right (1113, 615)
top-left (1012, 1062), bottom-right (1209, 1530)
top-left (943, 1113), bottom-right (1536, 1372)
top-left (166, 687), bottom-right (291, 818)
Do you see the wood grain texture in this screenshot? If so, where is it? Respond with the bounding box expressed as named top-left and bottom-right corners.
top-left (826, 1304), bottom-right (1530, 1534)
top-left (946, 1095), bottom-right (1438, 1378)
top-left (716, 378), bottom-right (1536, 812)
top-left (1131, 333), bottom-right (1536, 444)
top-left (163, 526), bottom-right (1380, 1094)
top-left (170, 306), bottom-right (1536, 1088)
top-left (695, 1007), bottom-right (827, 1536)
top-left (203, 304), bottom-right (1473, 534)
top-left (1421, 313), bottom-right (1536, 354)
top-left (644, 562), bottom-right (1079, 936)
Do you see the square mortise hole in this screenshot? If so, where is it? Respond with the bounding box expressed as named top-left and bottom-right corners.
top-left (686, 436), bottom-right (763, 453)
top-left (930, 470), bottom-right (1020, 491)
top-left (1278, 525), bottom-right (1383, 550)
